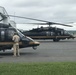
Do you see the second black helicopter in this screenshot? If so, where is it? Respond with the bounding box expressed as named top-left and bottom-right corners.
top-left (22, 24), bottom-right (75, 42)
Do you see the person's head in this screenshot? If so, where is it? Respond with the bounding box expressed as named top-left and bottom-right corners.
top-left (14, 32), bottom-right (18, 35)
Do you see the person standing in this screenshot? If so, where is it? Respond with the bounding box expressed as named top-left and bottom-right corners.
top-left (12, 32), bottom-right (20, 56)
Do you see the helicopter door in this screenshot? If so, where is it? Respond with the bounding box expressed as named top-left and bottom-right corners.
top-left (0, 28), bottom-right (5, 41)
top-left (6, 29), bottom-right (16, 41)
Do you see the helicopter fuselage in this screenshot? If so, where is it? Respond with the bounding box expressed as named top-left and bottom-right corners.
top-left (22, 26), bottom-right (75, 42)
top-left (0, 24), bottom-right (40, 51)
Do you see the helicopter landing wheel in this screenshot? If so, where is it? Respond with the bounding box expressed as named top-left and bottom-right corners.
top-left (33, 46), bottom-right (37, 50)
top-left (3, 50), bottom-right (5, 52)
top-left (53, 38), bottom-right (60, 42)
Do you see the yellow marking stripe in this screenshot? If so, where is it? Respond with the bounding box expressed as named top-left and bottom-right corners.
top-left (56, 36), bottom-right (70, 38)
top-left (29, 41), bottom-right (40, 45)
top-left (30, 36), bottom-right (55, 38)
top-left (29, 42), bottom-right (34, 44)
top-left (0, 42), bottom-right (22, 45)
top-left (30, 36), bottom-right (70, 38)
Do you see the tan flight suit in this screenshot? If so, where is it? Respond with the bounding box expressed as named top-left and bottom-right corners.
top-left (12, 34), bottom-right (20, 56)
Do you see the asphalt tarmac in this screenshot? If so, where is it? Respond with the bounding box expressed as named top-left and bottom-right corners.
top-left (0, 39), bottom-right (76, 63)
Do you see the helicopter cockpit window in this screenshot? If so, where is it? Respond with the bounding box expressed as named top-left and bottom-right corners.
top-left (64, 30), bottom-right (69, 34)
top-left (17, 30), bottom-right (29, 41)
top-left (17, 30), bottom-right (34, 42)
top-left (17, 30), bottom-right (25, 38)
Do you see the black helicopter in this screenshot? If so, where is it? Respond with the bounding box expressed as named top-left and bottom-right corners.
top-left (0, 7), bottom-right (40, 52)
top-left (0, 23), bottom-right (40, 51)
top-left (22, 24), bottom-right (75, 42)
top-left (8, 15), bottom-right (75, 42)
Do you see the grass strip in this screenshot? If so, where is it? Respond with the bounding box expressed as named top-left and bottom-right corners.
top-left (0, 62), bottom-right (76, 75)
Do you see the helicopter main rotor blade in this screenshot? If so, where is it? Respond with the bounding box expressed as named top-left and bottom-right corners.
top-left (7, 15), bottom-right (72, 27)
top-left (48, 22), bottom-right (73, 27)
top-left (7, 15), bottom-right (48, 22)
top-left (24, 22), bottom-right (72, 27)
top-left (24, 23), bottom-right (47, 25)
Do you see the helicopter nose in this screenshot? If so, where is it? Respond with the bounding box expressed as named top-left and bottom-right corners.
top-left (34, 41), bottom-right (40, 46)
top-left (29, 41), bottom-right (40, 46)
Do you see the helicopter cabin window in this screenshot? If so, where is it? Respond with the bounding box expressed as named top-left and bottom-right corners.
top-left (46, 31), bottom-right (50, 36)
top-left (51, 32), bottom-right (54, 36)
top-left (1, 30), bottom-right (5, 41)
top-left (64, 30), bottom-right (68, 34)
top-left (61, 30), bottom-right (64, 35)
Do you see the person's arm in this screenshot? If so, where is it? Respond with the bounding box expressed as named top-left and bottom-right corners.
top-left (12, 36), bottom-right (15, 41)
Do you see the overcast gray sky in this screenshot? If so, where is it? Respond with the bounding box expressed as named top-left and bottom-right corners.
top-left (0, 0), bottom-right (76, 30)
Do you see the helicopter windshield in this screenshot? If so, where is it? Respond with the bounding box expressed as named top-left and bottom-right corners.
top-left (17, 30), bottom-right (34, 41)
top-left (64, 30), bottom-right (69, 34)
top-left (17, 30), bottom-right (25, 38)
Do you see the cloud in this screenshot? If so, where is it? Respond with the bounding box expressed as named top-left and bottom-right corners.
top-left (0, 0), bottom-right (76, 30)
